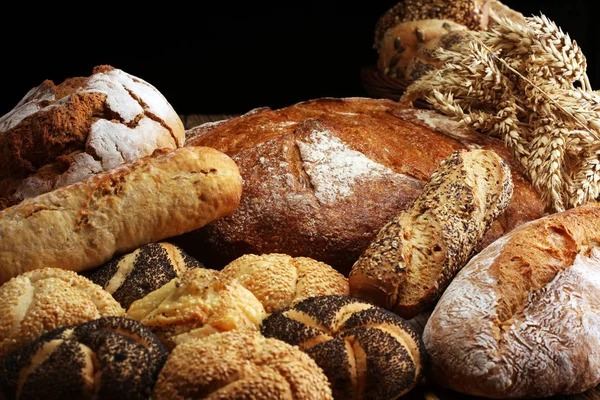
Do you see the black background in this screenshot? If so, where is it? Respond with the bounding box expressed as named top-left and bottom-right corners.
top-left (0, 1), bottom-right (596, 118)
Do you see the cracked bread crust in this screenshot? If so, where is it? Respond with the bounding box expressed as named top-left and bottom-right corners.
top-left (0, 65), bottom-right (185, 209)
top-left (349, 149), bottom-right (513, 319)
top-left (423, 201), bottom-right (600, 397)
top-left (0, 146), bottom-right (243, 285)
top-left (176, 97), bottom-right (545, 274)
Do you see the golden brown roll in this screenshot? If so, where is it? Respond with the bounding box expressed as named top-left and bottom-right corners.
top-left (220, 253), bottom-right (349, 313)
top-left (0, 316), bottom-right (168, 400)
top-left (0, 267), bottom-right (124, 360)
top-left (126, 268), bottom-right (266, 349)
top-left (260, 295), bottom-right (426, 400)
top-left (80, 242), bottom-right (203, 310)
top-left (153, 330), bottom-right (333, 400)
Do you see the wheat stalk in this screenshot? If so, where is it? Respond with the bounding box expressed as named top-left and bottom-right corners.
top-left (401, 13), bottom-right (600, 212)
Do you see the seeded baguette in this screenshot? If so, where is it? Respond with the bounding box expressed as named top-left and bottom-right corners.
top-left (0, 146), bottom-right (243, 285)
top-left (349, 149), bottom-right (513, 318)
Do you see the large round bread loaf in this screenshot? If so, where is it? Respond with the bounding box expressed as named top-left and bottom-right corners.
top-left (423, 201), bottom-right (600, 398)
top-left (175, 97), bottom-right (546, 273)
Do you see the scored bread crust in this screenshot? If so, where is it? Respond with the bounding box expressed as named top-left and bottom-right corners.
top-left (0, 146), bottom-right (242, 285)
top-left (423, 201), bottom-right (600, 398)
top-left (178, 97), bottom-right (545, 274)
top-left (349, 149), bottom-right (513, 319)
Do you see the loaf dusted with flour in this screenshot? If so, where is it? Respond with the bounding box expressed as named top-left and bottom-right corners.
top-left (0, 146), bottom-right (242, 285)
top-left (423, 201), bottom-right (600, 398)
top-left (176, 97), bottom-right (545, 274)
top-left (0, 65), bottom-right (185, 209)
top-left (349, 149), bottom-right (513, 319)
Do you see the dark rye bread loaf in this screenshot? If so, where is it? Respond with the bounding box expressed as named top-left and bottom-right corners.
top-left (175, 97), bottom-right (546, 274)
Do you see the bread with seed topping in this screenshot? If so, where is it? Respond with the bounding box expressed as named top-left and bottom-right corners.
top-left (349, 148), bottom-right (513, 319)
top-left (260, 295), bottom-right (426, 400)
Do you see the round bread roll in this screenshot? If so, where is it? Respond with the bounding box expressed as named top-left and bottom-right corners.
top-left (80, 242), bottom-right (203, 310)
top-left (0, 267), bottom-right (124, 360)
top-left (423, 201), bottom-right (600, 397)
top-left (376, 19), bottom-right (468, 80)
top-left (126, 267), bottom-right (266, 349)
top-left (261, 295), bottom-right (426, 400)
top-left (0, 316), bottom-right (168, 400)
top-left (220, 253), bottom-right (349, 313)
top-left (0, 64), bottom-right (185, 209)
top-left (153, 330), bottom-right (333, 400)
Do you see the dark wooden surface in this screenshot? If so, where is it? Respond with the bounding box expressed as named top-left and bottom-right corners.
top-left (183, 113), bottom-right (600, 400)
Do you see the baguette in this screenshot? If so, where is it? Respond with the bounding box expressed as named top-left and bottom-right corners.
top-left (0, 146), bottom-right (242, 285)
top-left (349, 149), bottom-right (513, 318)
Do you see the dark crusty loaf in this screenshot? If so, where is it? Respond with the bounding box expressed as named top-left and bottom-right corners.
top-left (423, 201), bottom-right (600, 398)
top-left (0, 146), bottom-right (242, 285)
top-left (0, 316), bottom-right (168, 400)
top-left (349, 149), bottom-right (513, 319)
top-left (0, 65), bottom-right (185, 210)
top-left (153, 330), bottom-right (333, 400)
top-left (261, 294), bottom-right (426, 400)
top-left (174, 97), bottom-right (546, 274)
top-left (80, 242), bottom-right (203, 310)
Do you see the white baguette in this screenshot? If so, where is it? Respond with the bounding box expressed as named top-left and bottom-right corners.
top-left (0, 146), bottom-right (242, 285)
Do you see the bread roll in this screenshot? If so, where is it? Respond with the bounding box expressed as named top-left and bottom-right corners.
top-left (349, 149), bottom-right (513, 319)
top-left (126, 268), bottom-right (266, 349)
top-left (81, 242), bottom-right (203, 310)
top-left (261, 295), bottom-right (426, 400)
top-left (0, 145), bottom-right (243, 285)
top-left (376, 19), bottom-right (467, 80)
top-left (0, 267), bottom-right (124, 360)
top-left (175, 97), bottom-right (546, 274)
top-left (0, 316), bottom-right (168, 400)
top-left (0, 65), bottom-right (185, 209)
top-left (220, 253), bottom-right (349, 313)
top-left (153, 330), bottom-right (333, 400)
top-left (423, 201), bottom-right (600, 397)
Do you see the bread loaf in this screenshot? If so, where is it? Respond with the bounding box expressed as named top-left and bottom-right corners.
top-left (0, 65), bottom-right (185, 209)
top-left (423, 201), bottom-right (600, 397)
top-left (260, 295), bottom-right (426, 400)
top-left (126, 268), bottom-right (266, 349)
top-left (0, 268), bottom-right (124, 360)
top-left (220, 253), bottom-right (349, 313)
top-left (0, 145), bottom-right (242, 284)
top-left (349, 148), bottom-right (513, 319)
top-left (0, 316), bottom-right (168, 400)
top-left (174, 97), bottom-right (546, 274)
top-left (153, 330), bottom-right (333, 400)
top-left (80, 242), bottom-right (203, 310)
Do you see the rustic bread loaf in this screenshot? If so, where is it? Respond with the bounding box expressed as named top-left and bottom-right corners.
top-left (81, 242), bottom-right (203, 310)
top-left (0, 267), bottom-right (124, 360)
top-left (153, 330), bottom-right (333, 400)
top-left (423, 201), bottom-right (600, 398)
top-left (0, 65), bottom-right (185, 210)
top-left (126, 268), bottom-right (266, 350)
top-left (0, 145), bottom-right (242, 285)
top-left (349, 148), bottom-right (513, 319)
top-left (261, 295), bottom-right (426, 400)
top-left (0, 316), bottom-right (168, 400)
top-left (376, 19), bottom-right (468, 80)
top-left (175, 97), bottom-right (546, 274)
top-left (220, 253), bottom-right (349, 313)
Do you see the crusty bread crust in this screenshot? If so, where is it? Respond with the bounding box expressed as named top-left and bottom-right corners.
top-left (178, 97), bottom-right (546, 274)
top-left (423, 201), bottom-right (600, 397)
top-left (349, 149), bottom-right (513, 319)
top-left (0, 146), bottom-right (242, 284)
